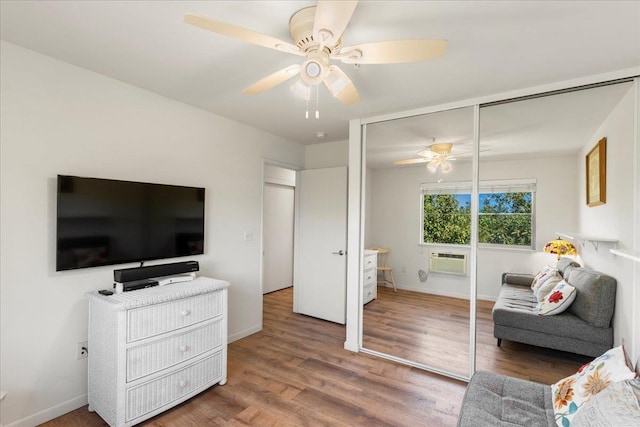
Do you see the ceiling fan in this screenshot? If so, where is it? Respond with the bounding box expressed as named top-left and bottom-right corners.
top-left (184, 0), bottom-right (447, 110)
top-left (394, 142), bottom-right (457, 173)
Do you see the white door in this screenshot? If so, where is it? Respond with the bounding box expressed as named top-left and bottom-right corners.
top-left (294, 166), bottom-right (348, 324)
top-left (263, 183), bottom-right (295, 294)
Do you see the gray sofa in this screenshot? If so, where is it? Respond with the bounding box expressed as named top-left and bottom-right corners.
top-left (492, 257), bottom-right (616, 357)
top-left (457, 358), bottom-right (640, 427)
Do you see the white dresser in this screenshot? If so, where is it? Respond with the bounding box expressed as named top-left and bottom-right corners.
top-left (86, 277), bottom-right (229, 427)
top-left (363, 249), bottom-right (378, 304)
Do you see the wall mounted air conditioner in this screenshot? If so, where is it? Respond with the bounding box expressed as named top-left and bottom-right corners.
top-left (429, 251), bottom-right (467, 276)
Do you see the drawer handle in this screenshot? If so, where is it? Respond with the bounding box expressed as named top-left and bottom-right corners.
top-left (178, 379), bottom-right (188, 388)
top-left (367, 275), bottom-right (372, 280)
top-left (179, 344), bottom-right (189, 352)
top-left (181, 309), bottom-right (191, 317)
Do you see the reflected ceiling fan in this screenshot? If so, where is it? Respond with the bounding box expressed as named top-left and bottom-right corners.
top-left (394, 141), bottom-right (457, 173)
top-left (393, 140), bottom-right (482, 174)
top-left (184, 0), bottom-right (447, 114)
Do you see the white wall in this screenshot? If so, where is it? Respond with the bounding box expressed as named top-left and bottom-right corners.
top-left (367, 155), bottom-right (578, 300)
top-left (574, 87), bottom-right (637, 357)
top-left (304, 139), bottom-right (348, 169)
top-left (0, 42), bottom-right (305, 427)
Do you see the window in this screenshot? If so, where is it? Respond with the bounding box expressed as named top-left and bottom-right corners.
top-left (421, 180), bottom-right (535, 248)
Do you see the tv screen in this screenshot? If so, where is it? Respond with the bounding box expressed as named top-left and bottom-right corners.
top-left (56, 175), bottom-right (205, 271)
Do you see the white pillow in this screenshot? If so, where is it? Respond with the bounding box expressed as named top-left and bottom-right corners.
top-left (569, 379), bottom-right (640, 426)
top-left (535, 273), bottom-right (562, 301)
top-left (531, 265), bottom-right (557, 293)
top-left (537, 280), bottom-right (576, 315)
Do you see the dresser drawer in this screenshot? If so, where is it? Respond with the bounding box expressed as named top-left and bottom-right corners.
top-left (126, 319), bottom-right (223, 382)
top-left (126, 351), bottom-right (222, 422)
top-left (127, 291), bottom-right (222, 342)
top-left (364, 254), bottom-right (377, 270)
top-left (363, 267), bottom-right (377, 287)
top-left (363, 282), bottom-right (376, 304)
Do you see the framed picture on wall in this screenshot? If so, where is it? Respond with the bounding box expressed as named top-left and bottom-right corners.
top-left (586, 137), bottom-right (606, 207)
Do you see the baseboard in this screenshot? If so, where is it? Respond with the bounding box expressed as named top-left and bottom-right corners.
top-left (228, 324), bottom-right (262, 344)
top-left (382, 284), bottom-right (497, 302)
top-left (5, 394), bottom-right (87, 427)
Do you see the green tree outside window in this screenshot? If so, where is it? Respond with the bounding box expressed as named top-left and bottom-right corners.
top-left (423, 192), bottom-right (532, 247)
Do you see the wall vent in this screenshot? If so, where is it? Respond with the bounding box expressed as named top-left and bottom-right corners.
top-left (429, 252), bottom-right (467, 276)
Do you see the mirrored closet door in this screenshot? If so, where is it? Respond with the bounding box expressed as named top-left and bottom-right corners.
top-left (474, 80), bottom-right (635, 383)
top-left (359, 78), bottom-right (636, 383)
top-left (362, 106), bottom-right (475, 378)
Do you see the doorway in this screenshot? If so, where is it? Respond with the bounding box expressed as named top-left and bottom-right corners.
top-left (263, 164), bottom-right (296, 294)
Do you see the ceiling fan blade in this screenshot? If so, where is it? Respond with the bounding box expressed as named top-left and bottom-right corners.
top-left (393, 158), bottom-right (429, 166)
top-left (242, 65), bottom-right (300, 95)
top-left (184, 13), bottom-right (303, 56)
top-left (313, 0), bottom-right (358, 48)
top-left (323, 65), bottom-right (360, 105)
top-left (338, 39), bottom-right (447, 64)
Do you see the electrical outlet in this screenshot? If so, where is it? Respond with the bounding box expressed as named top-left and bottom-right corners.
top-left (77, 341), bottom-right (88, 360)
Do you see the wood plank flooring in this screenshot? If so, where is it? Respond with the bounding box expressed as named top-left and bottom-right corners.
top-left (364, 287), bottom-right (590, 384)
top-left (41, 286), bottom-right (589, 427)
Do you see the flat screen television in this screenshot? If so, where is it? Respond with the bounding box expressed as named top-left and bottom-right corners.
top-left (56, 175), bottom-right (205, 271)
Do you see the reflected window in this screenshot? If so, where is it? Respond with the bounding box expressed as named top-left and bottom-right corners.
top-left (422, 179), bottom-right (536, 248)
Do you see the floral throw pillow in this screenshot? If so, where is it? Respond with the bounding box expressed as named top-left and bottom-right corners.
top-left (551, 346), bottom-right (637, 427)
top-left (537, 280), bottom-right (576, 315)
top-left (531, 265), bottom-right (557, 292)
top-left (534, 273), bottom-right (562, 302)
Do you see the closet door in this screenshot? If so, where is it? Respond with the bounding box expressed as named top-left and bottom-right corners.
top-left (475, 81), bottom-right (636, 384)
top-left (362, 107), bottom-right (474, 379)
top-left (263, 183), bottom-right (295, 294)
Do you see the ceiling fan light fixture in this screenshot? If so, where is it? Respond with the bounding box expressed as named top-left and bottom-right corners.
top-left (324, 66), bottom-right (350, 95)
top-left (441, 161), bottom-right (453, 174)
top-left (290, 79), bottom-right (311, 100)
top-left (300, 51), bottom-right (329, 86)
top-left (427, 160), bottom-right (439, 173)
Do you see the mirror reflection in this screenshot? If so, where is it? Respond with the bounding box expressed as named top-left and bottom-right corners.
top-left (476, 82), bottom-right (635, 383)
top-left (361, 81), bottom-right (635, 384)
top-left (363, 107), bottom-right (474, 378)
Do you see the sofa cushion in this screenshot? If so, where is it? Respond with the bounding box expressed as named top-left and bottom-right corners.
top-left (566, 269), bottom-right (616, 328)
top-left (537, 280), bottom-right (576, 315)
top-left (492, 284), bottom-right (611, 345)
top-left (503, 273), bottom-right (535, 287)
top-left (556, 257), bottom-right (580, 278)
top-left (457, 371), bottom-right (554, 427)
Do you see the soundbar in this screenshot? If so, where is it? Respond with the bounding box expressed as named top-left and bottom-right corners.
top-left (114, 260), bottom-right (199, 283)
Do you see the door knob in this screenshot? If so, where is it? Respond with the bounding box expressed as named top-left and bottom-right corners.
top-left (332, 250), bottom-right (345, 256)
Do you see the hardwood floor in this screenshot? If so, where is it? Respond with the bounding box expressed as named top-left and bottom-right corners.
top-left (364, 287), bottom-right (590, 384)
top-left (41, 286), bottom-right (589, 426)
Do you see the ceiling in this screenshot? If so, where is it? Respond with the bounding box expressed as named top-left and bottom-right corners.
top-left (1, 1), bottom-right (639, 146)
top-left (365, 82), bottom-right (634, 169)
